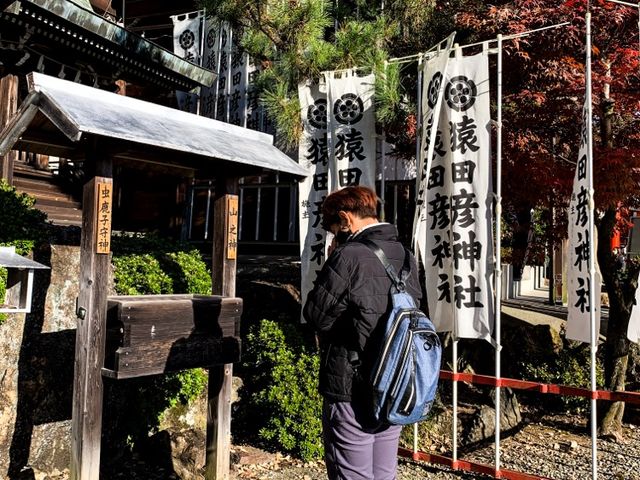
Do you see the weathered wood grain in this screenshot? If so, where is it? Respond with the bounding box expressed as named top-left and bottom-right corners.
top-left (207, 192), bottom-right (239, 480)
top-left (70, 166), bottom-right (112, 480)
top-left (102, 336), bottom-right (241, 379)
top-left (0, 74), bottom-right (18, 184)
top-left (102, 294), bottom-right (242, 377)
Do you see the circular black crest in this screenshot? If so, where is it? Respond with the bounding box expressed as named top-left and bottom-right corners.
top-left (180, 29), bottom-right (196, 50)
top-left (333, 93), bottom-right (364, 125)
top-left (307, 99), bottom-right (328, 130)
top-left (445, 76), bottom-right (477, 112)
top-left (206, 28), bottom-right (216, 49)
top-left (427, 72), bottom-right (443, 109)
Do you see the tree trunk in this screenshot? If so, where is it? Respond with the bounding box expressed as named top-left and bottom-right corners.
top-left (596, 85), bottom-right (639, 439)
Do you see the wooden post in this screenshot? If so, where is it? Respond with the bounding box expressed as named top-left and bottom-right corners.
top-left (70, 146), bottom-right (113, 480)
top-left (206, 189), bottom-right (239, 480)
top-left (0, 74), bottom-right (18, 184)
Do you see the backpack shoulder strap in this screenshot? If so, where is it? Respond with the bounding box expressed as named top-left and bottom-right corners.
top-left (358, 238), bottom-right (410, 292)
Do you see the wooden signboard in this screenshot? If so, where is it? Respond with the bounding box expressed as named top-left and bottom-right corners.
top-left (226, 196), bottom-right (238, 260)
top-left (95, 181), bottom-right (113, 254)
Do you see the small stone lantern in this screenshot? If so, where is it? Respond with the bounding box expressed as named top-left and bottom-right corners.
top-left (0, 246), bottom-right (50, 314)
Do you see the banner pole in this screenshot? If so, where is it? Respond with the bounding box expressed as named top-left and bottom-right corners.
top-left (381, 60), bottom-right (388, 221)
top-left (196, 10), bottom-right (206, 116)
top-left (585, 11), bottom-right (598, 480)
top-left (451, 42), bottom-right (463, 467)
top-left (452, 336), bottom-right (458, 464)
top-left (213, 21), bottom-right (223, 118)
top-left (413, 54), bottom-right (424, 252)
top-left (494, 33), bottom-right (504, 474)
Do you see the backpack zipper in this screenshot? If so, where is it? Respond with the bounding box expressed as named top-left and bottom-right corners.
top-left (372, 308), bottom-right (421, 385)
top-left (389, 327), bottom-right (437, 415)
top-left (398, 347), bottom-right (417, 415)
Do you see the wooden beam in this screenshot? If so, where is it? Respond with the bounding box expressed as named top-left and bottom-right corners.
top-left (70, 143), bottom-right (112, 480)
top-left (206, 179), bottom-right (239, 480)
top-left (0, 74), bottom-right (18, 184)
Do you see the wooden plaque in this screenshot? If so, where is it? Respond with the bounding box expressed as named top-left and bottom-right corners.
top-left (95, 181), bottom-right (113, 254)
top-left (226, 196), bottom-right (238, 260)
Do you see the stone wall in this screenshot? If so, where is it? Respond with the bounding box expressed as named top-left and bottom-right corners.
top-left (0, 244), bottom-right (81, 479)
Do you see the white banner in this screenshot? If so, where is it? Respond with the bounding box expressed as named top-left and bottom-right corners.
top-left (326, 71), bottom-right (377, 190)
top-left (424, 51), bottom-right (494, 342)
top-left (172, 11), bottom-right (203, 65)
top-left (172, 12), bottom-right (203, 114)
top-left (199, 19), bottom-right (262, 129)
top-left (414, 33), bottom-right (456, 261)
top-left (298, 82), bottom-right (330, 314)
top-left (199, 18), bottom-right (223, 118)
top-left (214, 22), bottom-right (233, 121)
top-left (566, 103), bottom-right (601, 343)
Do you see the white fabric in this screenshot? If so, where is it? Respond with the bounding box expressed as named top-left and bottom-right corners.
top-left (172, 12), bottom-right (204, 114)
top-left (414, 33), bottom-right (455, 257)
top-left (199, 19), bottom-right (261, 129)
top-left (326, 71), bottom-right (377, 190)
top-left (172, 12), bottom-right (203, 64)
top-left (298, 82), bottom-right (330, 319)
top-left (423, 51), bottom-right (494, 342)
top-left (199, 18), bottom-right (223, 119)
top-left (566, 102), bottom-right (602, 343)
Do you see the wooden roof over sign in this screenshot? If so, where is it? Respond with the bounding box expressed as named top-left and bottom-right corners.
top-left (0, 72), bottom-right (308, 178)
top-left (0, 0), bottom-right (215, 90)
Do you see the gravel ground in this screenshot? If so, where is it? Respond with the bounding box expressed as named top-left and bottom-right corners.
top-left (44, 413), bottom-right (640, 479)
top-left (232, 414), bottom-right (640, 480)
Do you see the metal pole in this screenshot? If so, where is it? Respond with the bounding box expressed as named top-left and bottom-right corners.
top-left (585, 11), bottom-right (598, 480)
top-left (196, 10), bottom-right (206, 116)
top-left (274, 174), bottom-right (280, 241)
top-left (226, 28), bottom-right (233, 124)
top-left (380, 60), bottom-right (388, 221)
top-left (239, 179), bottom-right (245, 239)
top-left (452, 337), bottom-right (458, 463)
top-left (412, 55), bottom-right (423, 252)
top-left (204, 182), bottom-right (212, 240)
top-left (381, 133), bottom-right (386, 221)
top-left (188, 179), bottom-right (195, 240)
top-left (213, 21), bottom-right (224, 118)
top-left (243, 52), bottom-right (250, 128)
top-left (494, 33), bottom-right (504, 474)
top-left (452, 42), bottom-right (462, 467)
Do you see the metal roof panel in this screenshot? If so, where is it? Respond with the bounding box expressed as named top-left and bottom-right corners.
top-left (15, 73), bottom-right (308, 177)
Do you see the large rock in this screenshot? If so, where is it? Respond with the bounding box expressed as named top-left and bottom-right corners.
top-left (236, 255), bottom-right (302, 333)
top-left (461, 387), bottom-right (522, 446)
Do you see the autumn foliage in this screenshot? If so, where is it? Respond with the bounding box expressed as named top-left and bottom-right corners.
top-left (456, 0), bottom-right (640, 221)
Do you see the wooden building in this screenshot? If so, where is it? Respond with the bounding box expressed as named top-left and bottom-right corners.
top-left (0, 0), bottom-right (245, 241)
top-left (0, 2), bottom-right (309, 479)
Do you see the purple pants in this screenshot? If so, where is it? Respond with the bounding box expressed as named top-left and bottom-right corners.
top-left (322, 400), bottom-right (402, 480)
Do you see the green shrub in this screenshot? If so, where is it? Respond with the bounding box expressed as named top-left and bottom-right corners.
top-left (111, 233), bottom-right (211, 296)
top-left (0, 180), bottom-right (48, 253)
top-left (165, 250), bottom-right (212, 295)
top-left (520, 344), bottom-right (605, 413)
top-left (240, 319), bottom-right (323, 460)
top-left (112, 254), bottom-right (173, 295)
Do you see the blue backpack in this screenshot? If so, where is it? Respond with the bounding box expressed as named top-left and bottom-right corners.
top-left (360, 239), bottom-right (442, 425)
